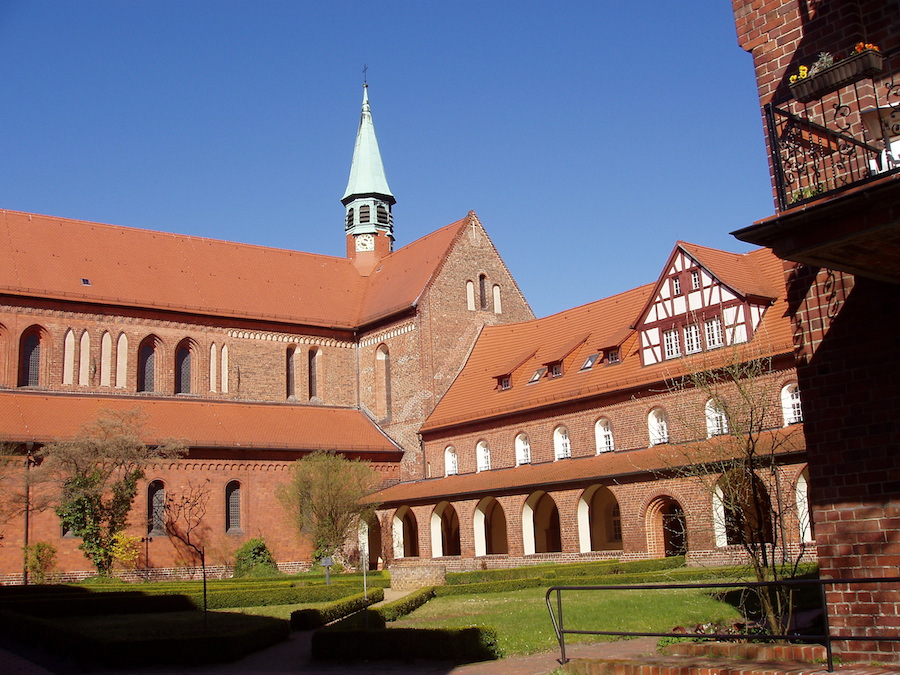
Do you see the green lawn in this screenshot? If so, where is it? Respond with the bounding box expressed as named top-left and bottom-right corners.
top-left (216, 600), bottom-right (329, 619)
top-left (392, 587), bottom-right (742, 656)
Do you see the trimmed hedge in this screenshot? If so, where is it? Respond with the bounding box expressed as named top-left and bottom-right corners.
top-left (0, 592), bottom-right (196, 617)
top-left (375, 585), bottom-right (435, 622)
top-left (311, 625), bottom-right (500, 662)
top-left (444, 556), bottom-right (683, 586)
top-left (291, 588), bottom-right (384, 630)
top-left (0, 608), bottom-right (289, 667)
top-left (0, 583), bottom-right (359, 616)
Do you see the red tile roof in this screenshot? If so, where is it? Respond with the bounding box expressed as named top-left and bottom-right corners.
top-left (0, 209), bottom-right (468, 329)
top-left (422, 245), bottom-right (792, 433)
top-left (0, 391), bottom-right (402, 456)
top-left (372, 426), bottom-right (805, 505)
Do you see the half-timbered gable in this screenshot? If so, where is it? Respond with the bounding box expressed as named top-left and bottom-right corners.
top-left (636, 243), bottom-right (778, 366)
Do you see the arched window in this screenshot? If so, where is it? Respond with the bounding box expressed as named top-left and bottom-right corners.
top-left (62, 329), bottom-right (75, 385)
top-left (137, 337), bottom-right (157, 392)
top-left (554, 426), bottom-right (571, 460)
top-left (148, 480), bottom-right (165, 534)
top-left (376, 204), bottom-right (389, 225)
top-left (492, 285), bottom-right (502, 314)
top-left (100, 331), bottom-right (112, 387)
top-left (79, 331), bottom-right (90, 386)
top-left (595, 418), bottom-right (614, 453)
top-left (781, 383), bottom-right (803, 425)
top-left (221, 344), bottom-right (229, 393)
top-left (286, 346), bottom-right (296, 399)
top-left (515, 433), bottom-right (531, 466)
top-left (359, 204), bottom-right (370, 223)
top-left (226, 481), bottom-right (242, 533)
top-left (476, 441), bottom-right (491, 472)
top-left (115, 333), bottom-right (128, 388)
top-left (18, 328), bottom-right (43, 387)
top-left (648, 408), bottom-right (669, 446)
top-left (308, 347), bottom-right (320, 400)
top-left (479, 274), bottom-right (488, 310)
top-left (466, 280), bottom-right (476, 311)
top-left (705, 398), bottom-right (728, 437)
top-left (175, 341), bottom-right (192, 394)
top-left (375, 345), bottom-right (391, 418)
top-left (209, 343), bottom-right (217, 392)
top-left (713, 470), bottom-right (774, 547)
top-left (796, 469), bottom-right (813, 542)
top-left (444, 446), bottom-right (458, 476)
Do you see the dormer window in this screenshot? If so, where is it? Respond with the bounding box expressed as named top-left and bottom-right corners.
top-left (528, 367), bottom-right (546, 384)
top-left (607, 349), bottom-right (620, 364)
top-left (549, 362), bottom-right (563, 378)
top-left (581, 353), bottom-right (599, 371)
top-left (672, 276), bottom-right (682, 295)
top-left (498, 376), bottom-right (511, 391)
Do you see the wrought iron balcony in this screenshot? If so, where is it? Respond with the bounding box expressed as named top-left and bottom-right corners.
top-left (767, 48), bottom-right (899, 212)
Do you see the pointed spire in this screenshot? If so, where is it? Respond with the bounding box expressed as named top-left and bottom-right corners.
top-left (343, 82), bottom-right (396, 262)
top-left (342, 84), bottom-right (395, 205)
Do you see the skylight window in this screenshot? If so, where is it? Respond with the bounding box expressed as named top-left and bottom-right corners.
top-left (581, 353), bottom-right (600, 371)
top-left (528, 367), bottom-right (546, 384)
top-left (81, 278), bottom-right (91, 286)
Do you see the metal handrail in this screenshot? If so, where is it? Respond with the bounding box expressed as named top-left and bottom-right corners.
top-left (546, 576), bottom-right (900, 671)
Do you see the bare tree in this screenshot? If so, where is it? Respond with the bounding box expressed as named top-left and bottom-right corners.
top-left (661, 344), bottom-right (807, 634)
top-left (165, 479), bottom-right (211, 564)
top-left (278, 450), bottom-right (381, 562)
top-left (41, 409), bottom-right (185, 575)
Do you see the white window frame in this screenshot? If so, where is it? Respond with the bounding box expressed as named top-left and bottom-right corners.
top-left (705, 316), bottom-right (724, 349)
top-left (781, 383), bottom-right (803, 425)
top-left (595, 418), bottom-right (614, 453)
top-left (444, 446), bottom-right (458, 476)
top-left (515, 433), bottom-right (531, 466)
top-left (553, 426), bottom-right (571, 460)
top-left (684, 324), bottom-right (702, 354)
top-left (649, 408), bottom-right (669, 446)
top-left (691, 269), bottom-right (701, 290)
top-left (663, 329), bottom-right (681, 359)
top-left (705, 398), bottom-right (729, 437)
top-left (476, 441), bottom-right (491, 472)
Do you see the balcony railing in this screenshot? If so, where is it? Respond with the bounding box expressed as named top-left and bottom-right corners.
top-left (768, 48), bottom-right (899, 211)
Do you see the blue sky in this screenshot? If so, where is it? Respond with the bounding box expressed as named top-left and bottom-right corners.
top-left (0, 1), bottom-right (774, 318)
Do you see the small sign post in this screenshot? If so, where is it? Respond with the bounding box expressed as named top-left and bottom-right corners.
top-left (321, 556), bottom-right (334, 585)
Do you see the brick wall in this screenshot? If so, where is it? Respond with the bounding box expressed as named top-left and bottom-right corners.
top-left (732, 0), bottom-right (900, 662)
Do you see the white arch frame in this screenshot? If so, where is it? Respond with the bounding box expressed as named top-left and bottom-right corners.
top-left (782, 383), bottom-right (803, 425)
top-left (553, 425), bottom-right (571, 460)
top-left (595, 418), bottom-right (613, 453)
top-left (705, 398), bottom-right (728, 437)
top-left (515, 433), bottom-right (531, 466)
top-left (444, 446), bottom-right (458, 476)
top-left (648, 408), bottom-right (669, 446)
top-left (476, 440), bottom-right (491, 472)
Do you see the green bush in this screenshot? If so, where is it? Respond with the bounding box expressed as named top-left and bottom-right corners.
top-left (291, 588), bottom-right (384, 630)
top-left (312, 625), bottom-right (500, 662)
top-left (233, 538), bottom-right (280, 578)
top-left (24, 542), bottom-right (57, 584)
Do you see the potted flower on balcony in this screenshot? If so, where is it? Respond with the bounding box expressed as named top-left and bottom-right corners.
top-left (789, 43), bottom-right (885, 103)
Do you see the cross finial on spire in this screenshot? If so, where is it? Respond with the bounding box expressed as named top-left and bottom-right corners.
top-left (362, 64), bottom-right (368, 85)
